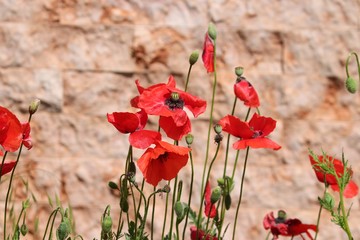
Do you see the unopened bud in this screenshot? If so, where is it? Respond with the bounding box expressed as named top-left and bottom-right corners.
top-left (225, 194), bottom-right (231, 210)
top-left (210, 186), bottom-right (222, 204)
top-left (56, 221), bottom-right (70, 240)
top-left (162, 184), bottom-right (171, 193)
top-left (217, 178), bottom-right (225, 186)
top-left (101, 215), bottom-right (113, 233)
top-left (128, 161), bottom-right (136, 176)
top-left (208, 23), bottom-right (217, 40)
top-left (235, 67), bottom-right (244, 77)
top-left (28, 99), bottom-right (40, 115)
top-left (120, 197), bottom-right (129, 213)
top-left (189, 50), bottom-right (199, 65)
top-left (20, 224), bottom-right (28, 236)
top-left (174, 201), bottom-right (188, 222)
top-left (345, 77), bottom-right (357, 93)
top-left (185, 134), bottom-right (194, 145)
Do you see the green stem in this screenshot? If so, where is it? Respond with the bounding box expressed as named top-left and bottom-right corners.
top-left (42, 207), bottom-right (60, 240)
top-left (231, 146), bottom-right (250, 239)
top-left (222, 97), bottom-right (238, 178)
top-left (184, 64), bottom-right (193, 92)
top-left (168, 177), bottom-right (178, 240)
top-left (200, 38), bottom-right (217, 195)
top-left (161, 180), bottom-right (171, 240)
top-left (339, 188), bottom-right (353, 240)
top-left (151, 186), bottom-right (156, 240)
top-left (181, 150), bottom-right (194, 240)
top-left (314, 186), bottom-right (328, 240)
top-left (345, 52), bottom-right (360, 81)
top-left (196, 143), bottom-right (221, 239)
top-left (265, 231), bottom-right (271, 240)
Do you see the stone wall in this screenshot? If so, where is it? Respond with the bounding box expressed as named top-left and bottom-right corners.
top-left (0, 0), bottom-right (360, 239)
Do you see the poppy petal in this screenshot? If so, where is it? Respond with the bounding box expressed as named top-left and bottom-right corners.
top-left (1, 160), bottom-right (16, 176)
top-left (159, 115), bottom-right (191, 141)
top-left (0, 106), bottom-right (23, 152)
top-left (204, 181), bottom-right (217, 218)
top-left (129, 130), bottom-right (161, 149)
top-left (248, 113), bottom-right (277, 137)
top-left (234, 79), bottom-right (260, 107)
top-left (174, 90), bottom-right (207, 118)
top-left (219, 115), bottom-right (253, 139)
top-left (331, 180), bottom-right (358, 198)
top-left (233, 138), bottom-right (281, 150)
top-left (202, 33), bottom-right (214, 73)
top-left (107, 112), bottom-right (139, 134)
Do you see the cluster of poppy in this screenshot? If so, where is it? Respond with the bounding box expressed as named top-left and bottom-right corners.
top-left (0, 106), bottom-right (32, 177)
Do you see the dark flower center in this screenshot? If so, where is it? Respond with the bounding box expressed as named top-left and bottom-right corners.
top-left (158, 152), bottom-right (169, 163)
top-left (165, 92), bottom-right (185, 110)
top-left (252, 130), bottom-right (263, 138)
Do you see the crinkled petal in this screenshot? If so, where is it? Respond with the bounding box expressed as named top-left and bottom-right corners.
top-left (21, 122), bottom-right (32, 150)
top-left (129, 130), bottom-right (161, 149)
top-left (0, 106), bottom-right (23, 152)
top-left (1, 160), bottom-right (16, 176)
top-left (202, 33), bottom-right (214, 73)
top-left (248, 113), bottom-right (277, 137)
top-left (331, 180), bottom-right (358, 198)
top-left (138, 86), bottom-right (173, 117)
top-left (107, 112), bottom-right (139, 134)
top-left (234, 79), bottom-right (260, 107)
top-left (233, 138), bottom-right (281, 150)
top-left (219, 115), bottom-right (253, 139)
top-left (174, 89), bottom-right (207, 118)
top-left (159, 115), bottom-right (191, 141)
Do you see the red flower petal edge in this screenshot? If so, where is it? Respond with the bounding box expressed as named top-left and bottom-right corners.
top-left (202, 33), bottom-right (214, 73)
top-left (0, 106), bottom-right (23, 152)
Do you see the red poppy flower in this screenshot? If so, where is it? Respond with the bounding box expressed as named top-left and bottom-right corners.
top-left (263, 211), bottom-right (316, 240)
top-left (202, 33), bottom-right (214, 73)
top-left (204, 181), bottom-right (217, 218)
top-left (137, 140), bottom-right (190, 187)
top-left (190, 226), bottom-right (218, 240)
top-left (107, 110), bottom-right (161, 149)
top-left (234, 76), bottom-right (260, 108)
top-left (136, 75), bottom-right (206, 140)
top-left (219, 113), bottom-right (281, 150)
top-left (0, 106), bottom-right (24, 152)
top-left (21, 122), bottom-right (32, 150)
top-left (309, 154), bottom-right (358, 198)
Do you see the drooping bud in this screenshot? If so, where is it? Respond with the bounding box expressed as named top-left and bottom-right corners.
top-left (189, 50), bottom-right (199, 65)
top-left (20, 224), bottom-right (28, 236)
top-left (345, 77), bottom-right (357, 93)
top-left (208, 23), bottom-right (217, 40)
top-left (162, 184), bottom-right (171, 193)
top-left (108, 181), bottom-right (119, 190)
top-left (224, 194), bottom-right (231, 210)
top-left (120, 197), bottom-right (129, 213)
top-left (185, 134), bottom-right (194, 145)
top-left (210, 186), bottom-right (222, 204)
top-left (214, 124), bottom-right (222, 134)
top-left (128, 161), bottom-right (136, 176)
top-left (235, 66), bottom-right (244, 77)
top-left (29, 99), bottom-right (41, 115)
top-left (217, 178), bottom-right (225, 186)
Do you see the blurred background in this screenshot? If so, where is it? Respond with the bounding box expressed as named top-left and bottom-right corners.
top-left (0, 0), bottom-right (359, 239)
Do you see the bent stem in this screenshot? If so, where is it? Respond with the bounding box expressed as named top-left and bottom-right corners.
top-left (345, 52), bottom-right (360, 81)
top-left (231, 146), bottom-right (250, 239)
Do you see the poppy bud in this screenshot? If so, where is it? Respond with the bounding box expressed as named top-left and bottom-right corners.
top-left (108, 181), bottom-right (119, 190)
top-left (56, 221), bottom-right (70, 240)
top-left (185, 134), bottom-right (194, 145)
top-left (217, 177), bottom-right (225, 186)
top-left (120, 197), bottom-right (129, 213)
top-left (20, 224), bottom-right (28, 236)
top-left (214, 124), bottom-right (222, 134)
top-left (101, 215), bottom-right (113, 233)
top-left (174, 201), bottom-right (188, 222)
top-left (208, 22), bottom-right (217, 40)
top-left (171, 92), bottom-right (180, 101)
top-left (211, 186), bottom-right (222, 204)
top-left (345, 77), bottom-right (357, 93)
top-left (28, 99), bottom-right (41, 115)
top-left (225, 194), bottom-right (231, 210)
top-left (235, 66), bottom-right (244, 77)
top-left (189, 50), bottom-right (199, 65)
